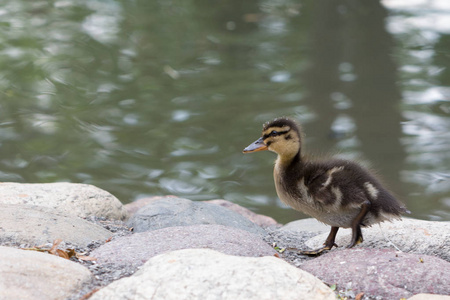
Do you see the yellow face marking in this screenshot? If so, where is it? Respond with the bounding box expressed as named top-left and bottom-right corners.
top-left (261, 124), bottom-right (302, 162)
top-left (262, 125), bottom-right (291, 138)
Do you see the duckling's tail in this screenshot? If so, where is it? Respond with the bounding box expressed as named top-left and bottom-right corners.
top-left (401, 206), bottom-right (411, 215)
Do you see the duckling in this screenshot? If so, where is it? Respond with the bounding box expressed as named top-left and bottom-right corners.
top-left (243, 117), bottom-right (409, 255)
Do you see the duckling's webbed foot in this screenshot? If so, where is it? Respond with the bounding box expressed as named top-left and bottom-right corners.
top-left (299, 226), bottom-right (339, 256)
top-left (347, 200), bottom-right (371, 248)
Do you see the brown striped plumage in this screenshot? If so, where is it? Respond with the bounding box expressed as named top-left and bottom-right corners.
top-left (243, 117), bottom-right (409, 255)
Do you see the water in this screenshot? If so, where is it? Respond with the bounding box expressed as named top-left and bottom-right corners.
top-left (0, 0), bottom-right (449, 223)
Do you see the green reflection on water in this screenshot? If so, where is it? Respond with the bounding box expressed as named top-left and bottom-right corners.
top-left (0, 0), bottom-right (449, 223)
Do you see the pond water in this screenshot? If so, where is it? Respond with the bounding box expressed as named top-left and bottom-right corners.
top-left (1, 0), bottom-right (449, 223)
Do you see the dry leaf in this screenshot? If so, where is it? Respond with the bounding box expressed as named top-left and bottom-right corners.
top-left (77, 255), bottom-right (97, 261)
top-left (355, 292), bottom-right (364, 300)
top-left (22, 247), bottom-right (46, 253)
top-left (49, 239), bottom-right (63, 255)
top-left (66, 249), bottom-right (77, 258)
top-left (22, 239), bottom-right (81, 260)
top-left (55, 249), bottom-right (70, 259)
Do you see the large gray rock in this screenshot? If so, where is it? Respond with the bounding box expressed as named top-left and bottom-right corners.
top-left (91, 224), bottom-right (276, 269)
top-left (0, 246), bottom-right (92, 300)
top-left (0, 204), bottom-right (112, 247)
top-left (305, 218), bottom-right (450, 262)
top-left (123, 196), bottom-right (164, 215)
top-left (125, 197), bottom-right (281, 228)
top-left (90, 249), bottom-right (335, 300)
top-left (127, 197), bottom-right (266, 236)
top-left (0, 182), bottom-right (128, 220)
top-left (205, 199), bottom-right (281, 228)
top-left (301, 248), bottom-right (450, 299)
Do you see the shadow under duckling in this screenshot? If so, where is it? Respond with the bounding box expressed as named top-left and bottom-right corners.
top-left (243, 117), bottom-right (409, 255)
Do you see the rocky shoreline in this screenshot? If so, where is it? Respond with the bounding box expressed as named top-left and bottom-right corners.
top-left (0, 182), bottom-right (449, 300)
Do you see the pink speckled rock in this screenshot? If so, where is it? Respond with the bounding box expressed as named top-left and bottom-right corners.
top-left (301, 248), bottom-right (450, 299)
top-left (92, 224), bottom-right (276, 269)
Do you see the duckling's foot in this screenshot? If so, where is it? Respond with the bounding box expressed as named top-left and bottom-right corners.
top-left (346, 231), bottom-right (364, 248)
top-left (299, 243), bottom-right (338, 256)
top-left (299, 226), bottom-right (340, 256)
top-left (346, 200), bottom-right (370, 248)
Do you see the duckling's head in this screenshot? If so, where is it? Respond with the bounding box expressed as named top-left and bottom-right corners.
top-left (243, 117), bottom-right (302, 161)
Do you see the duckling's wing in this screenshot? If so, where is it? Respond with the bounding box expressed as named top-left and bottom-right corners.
top-left (303, 160), bottom-right (369, 207)
top-left (305, 160), bottom-right (408, 217)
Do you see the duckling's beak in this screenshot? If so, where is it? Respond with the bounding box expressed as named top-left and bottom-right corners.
top-left (243, 137), bottom-right (268, 153)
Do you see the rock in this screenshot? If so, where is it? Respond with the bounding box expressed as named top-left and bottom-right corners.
top-left (0, 204), bottom-right (112, 248)
top-left (123, 196), bottom-right (168, 216)
top-left (408, 294), bottom-right (450, 300)
top-left (0, 182), bottom-right (128, 220)
top-left (125, 197), bottom-right (281, 228)
top-left (0, 246), bottom-right (92, 300)
top-left (127, 197), bottom-right (266, 236)
top-left (90, 248), bottom-right (335, 300)
top-left (279, 218), bottom-right (330, 233)
top-left (305, 218), bottom-right (450, 262)
top-left (206, 199), bottom-right (281, 228)
top-left (91, 224), bottom-right (276, 269)
top-left (301, 248), bottom-right (450, 299)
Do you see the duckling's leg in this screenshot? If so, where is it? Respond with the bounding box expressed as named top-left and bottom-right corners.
top-left (347, 200), bottom-right (371, 248)
top-left (300, 226), bottom-right (339, 256)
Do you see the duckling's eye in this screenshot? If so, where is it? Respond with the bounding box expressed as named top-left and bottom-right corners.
top-left (270, 130), bottom-right (278, 136)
